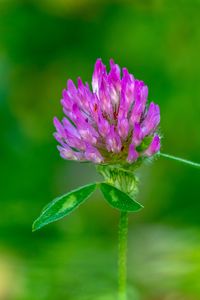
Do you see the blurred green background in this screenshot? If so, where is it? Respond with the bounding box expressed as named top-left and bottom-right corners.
top-left (0, 0), bottom-right (200, 299)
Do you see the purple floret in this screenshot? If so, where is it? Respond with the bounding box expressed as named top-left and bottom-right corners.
top-left (54, 59), bottom-right (161, 164)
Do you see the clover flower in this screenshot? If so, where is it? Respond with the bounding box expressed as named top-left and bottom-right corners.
top-left (33, 58), bottom-right (200, 300)
top-left (54, 59), bottom-right (160, 165)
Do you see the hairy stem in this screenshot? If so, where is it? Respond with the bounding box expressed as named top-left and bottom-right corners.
top-left (160, 152), bottom-right (200, 168)
top-left (118, 210), bottom-right (128, 300)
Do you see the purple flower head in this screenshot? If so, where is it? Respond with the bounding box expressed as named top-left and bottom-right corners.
top-left (54, 59), bottom-right (161, 164)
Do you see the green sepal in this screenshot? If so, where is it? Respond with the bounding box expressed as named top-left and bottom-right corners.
top-left (32, 183), bottom-right (97, 232)
top-left (136, 135), bottom-right (153, 152)
top-left (99, 182), bottom-right (143, 212)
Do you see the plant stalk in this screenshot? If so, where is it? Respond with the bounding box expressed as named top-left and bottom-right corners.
top-left (118, 210), bottom-right (128, 300)
top-left (159, 152), bottom-right (200, 168)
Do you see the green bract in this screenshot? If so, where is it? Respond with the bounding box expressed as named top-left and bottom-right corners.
top-left (32, 166), bottom-right (143, 231)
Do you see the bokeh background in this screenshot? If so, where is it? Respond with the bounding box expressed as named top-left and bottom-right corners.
top-left (1, 0), bottom-right (200, 299)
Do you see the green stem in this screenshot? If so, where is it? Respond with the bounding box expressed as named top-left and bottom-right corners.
top-left (118, 210), bottom-right (128, 300)
top-left (159, 152), bottom-right (200, 168)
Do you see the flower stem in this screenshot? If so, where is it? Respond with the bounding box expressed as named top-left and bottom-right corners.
top-left (159, 152), bottom-right (200, 168)
top-left (118, 210), bottom-right (128, 300)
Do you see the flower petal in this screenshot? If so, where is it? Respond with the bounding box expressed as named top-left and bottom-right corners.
top-left (144, 135), bottom-right (160, 156)
top-left (127, 144), bottom-right (139, 163)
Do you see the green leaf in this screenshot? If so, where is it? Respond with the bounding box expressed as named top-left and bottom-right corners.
top-left (99, 183), bottom-right (143, 212)
top-left (32, 183), bottom-right (97, 231)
